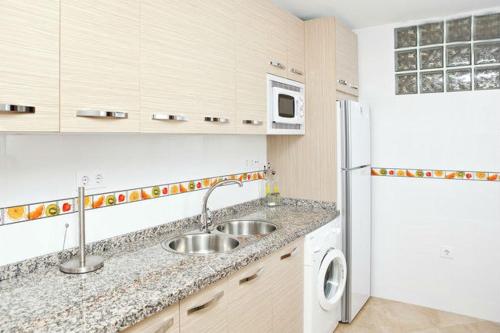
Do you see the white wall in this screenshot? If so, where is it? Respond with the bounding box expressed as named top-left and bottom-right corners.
top-left (0, 134), bottom-right (266, 266)
top-left (357, 9), bottom-right (500, 322)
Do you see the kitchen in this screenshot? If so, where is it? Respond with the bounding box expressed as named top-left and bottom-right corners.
top-left (1, 0), bottom-right (500, 332)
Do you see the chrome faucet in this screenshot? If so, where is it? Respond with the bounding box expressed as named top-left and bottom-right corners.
top-left (200, 179), bottom-right (243, 232)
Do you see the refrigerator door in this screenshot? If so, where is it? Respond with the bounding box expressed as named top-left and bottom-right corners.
top-left (339, 101), bottom-right (371, 169)
top-left (341, 165), bottom-right (371, 323)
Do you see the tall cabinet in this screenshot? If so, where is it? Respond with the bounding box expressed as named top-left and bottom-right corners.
top-left (267, 17), bottom-right (358, 202)
top-left (0, 0), bottom-right (59, 132)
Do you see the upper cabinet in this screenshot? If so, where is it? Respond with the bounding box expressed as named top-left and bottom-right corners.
top-left (141, 0), bottom-right (203, 134)
top-left (287, 14), bottom-right (306, 83)
top-left (235, 0), bottom-right (270, 134)
top-left (141, 0), bottom-right (236, 134)
top-left (335, 19), bottom-right (359, 96)
top-left (60, 0), bottom-right (141, 132)
top-left (0, 0), bottom-right (309, 134)
top-left (0, 0), bottom-right (59, 132)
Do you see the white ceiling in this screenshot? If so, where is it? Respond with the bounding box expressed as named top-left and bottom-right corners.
top-left (272, 0), bottom-right (500, 29)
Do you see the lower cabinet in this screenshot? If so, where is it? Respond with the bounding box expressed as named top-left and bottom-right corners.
top-left (270, 239), bottom-right (305, 333)
top-left (123, 303), bottom-right (179, 333)
top-left (124, 238), bottom-right (304, 333)
top-left (179, 279), bottom-right (229, 333)
top-left (227, 255), bottom-right (274, 333)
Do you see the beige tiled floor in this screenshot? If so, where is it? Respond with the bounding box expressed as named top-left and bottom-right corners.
top-left (335, 297), bottom-right (500, 333)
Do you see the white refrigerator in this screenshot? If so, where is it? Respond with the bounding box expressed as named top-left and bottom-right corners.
top-left (336, 100), bottom-right (372, 323)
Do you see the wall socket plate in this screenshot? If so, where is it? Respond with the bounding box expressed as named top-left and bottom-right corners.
top-left (76, 171), bottom-right (106, 190)
top-left (440, 246), bottom-right (454, 260)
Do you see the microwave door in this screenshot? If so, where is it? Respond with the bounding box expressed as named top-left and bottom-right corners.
top-left (272, 87), bottom-right (298, 125)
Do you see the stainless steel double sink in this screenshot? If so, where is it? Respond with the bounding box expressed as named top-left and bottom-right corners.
top-left (163, 219), bottom-right (277, 255)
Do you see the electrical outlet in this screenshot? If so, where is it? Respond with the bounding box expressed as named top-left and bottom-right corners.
top-left (440, 246), bottom-right (454, 260)
top-left (77, 171), bottom-right (106, 190)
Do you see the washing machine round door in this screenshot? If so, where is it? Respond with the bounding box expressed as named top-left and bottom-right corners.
top-left (317, 248), bottom-right (347, 311)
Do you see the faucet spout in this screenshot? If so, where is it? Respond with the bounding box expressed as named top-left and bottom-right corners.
top-left (200, 179), bottom-right (243, 232)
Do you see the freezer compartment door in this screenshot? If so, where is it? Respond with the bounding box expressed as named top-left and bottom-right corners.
top-left (342, 165), bottom-right (371, 323)
top-left (339, 101), bottom-right (371, 169)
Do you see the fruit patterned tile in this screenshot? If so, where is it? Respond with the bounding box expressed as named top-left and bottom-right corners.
top-left (4, 206), bottom-right (29, 224)
top-left (92, 194), bottom-right (105, 209)
top-left (0, 171), bottom-right (266, 226)
top-left (60, 199), bottom-right (74, 215)
top-left (128, 189), bottom-right (141, 202)
top-left (372, 167), bottom-right (500, 182)
top-left (104, 193), bottom-right (117, 207)
top-left (116, 191), bottom-right (127, 205)
top-left (169, 184), bottom-right (180, 195)
top-left (487, 173), bottom-right (499, 181)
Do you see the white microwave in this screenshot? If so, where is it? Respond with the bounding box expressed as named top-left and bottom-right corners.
top-left (267, 74), bottom-right (305, 135)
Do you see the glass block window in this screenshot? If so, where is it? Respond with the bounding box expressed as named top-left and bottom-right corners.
top-left (394, 11), bottom-right (500, 94)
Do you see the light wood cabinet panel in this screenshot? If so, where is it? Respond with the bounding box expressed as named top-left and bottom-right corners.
top-left (194, 0), bottom-right (236, 134)
top-left (140, 0), bottom-right (205, 134)
top-left (235, 0), bottom-right (269, 134)
top-left (123, 303), bottom-right (179, 333)
top-left (60, 0), bottom-right (140, 132)
top-left (263, 1), bottom-right (289, 77)
top-left (287, 14), bottom-right (306, 83)
top-left (271, 239), bottom-right (304, 333)
top-left (179, 280), bottom-right (228, 333)
top-left (336, 19), bottom-right (359, 96)
top-left (226, 256), bottom-right (273, 333)
top-left (0, 0), bottom-right (59, 132)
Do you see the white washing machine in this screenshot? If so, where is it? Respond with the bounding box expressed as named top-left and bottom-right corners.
top-left (304, 218), bottom-right (347, 333)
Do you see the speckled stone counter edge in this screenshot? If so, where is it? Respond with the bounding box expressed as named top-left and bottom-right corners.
top-left (0, 198), bottom-right (336, 282)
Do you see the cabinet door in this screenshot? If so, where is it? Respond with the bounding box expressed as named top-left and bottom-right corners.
top-left (336, 20), bottom-right (359, 96)
top-left (195, 0), bottom-right (236, 134)
top-left (60, 0), bottom-right (140, 132)
top-left (123, 303), bottom-right (179, 333)
top-left (287, 14), bottom-right (306, 83)
top-left (235, 0), bottom-right (268, 134)
top-left (179, 280), bottom-right (228, 333)
top-left (141, 0), bottom-right (204, 133)
top-left (227, 256), bottom-right (273, 333)
top-left (263, 1), bottom-right (289, 77)
top-left (0, 0), bottom-right (59, 132)
top-left (271, 239), bottom-right (304, 333)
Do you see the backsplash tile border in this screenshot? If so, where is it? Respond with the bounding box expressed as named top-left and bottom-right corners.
top-left (372, 167), bottom-right (500, 181)
top-left (0, 170), bottom-right (265, 226)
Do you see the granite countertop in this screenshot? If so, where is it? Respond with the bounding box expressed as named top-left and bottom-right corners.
top-left (0, 199), bottom-right (337, 333)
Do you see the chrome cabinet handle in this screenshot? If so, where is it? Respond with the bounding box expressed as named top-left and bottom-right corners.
top-left (239, 267), bottom-right (264, 285)
top-left (290, 68), bottom-right (303, 76)
top-left (152, 317), bottom-right (174, 333)
top-left (280, 247), bottom-right (298, 260)
top-left (337, 79), bottom-right (348, 86)
top-left (269, 60), bottom-right (285, 69)
top-left (204, 116), bottom-right (229, 123)
top-left (0, 104), bottom-right (35, 114)
top-left (242, 119), bottom-right (263, 126)
top-left (76, 110), bottom-right (128, 119)
top-left (187, 291), bottom-right (224, 315)
top-left (152, 114), bottom-right (188, 121)
top-left (349, 84), bottom-right (359, 90)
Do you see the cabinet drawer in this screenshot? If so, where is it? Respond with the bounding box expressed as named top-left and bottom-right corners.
top-left (123, 304), bottom-right (179, 333)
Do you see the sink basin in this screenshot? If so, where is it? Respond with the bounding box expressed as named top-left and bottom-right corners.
top-left (163, 233), bottom-right (240, 255)
top-left (216, 219), bottom-right (277, 237)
